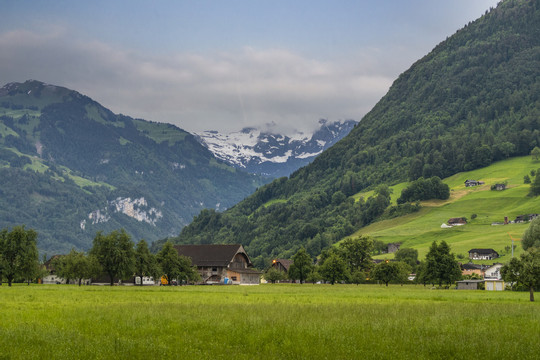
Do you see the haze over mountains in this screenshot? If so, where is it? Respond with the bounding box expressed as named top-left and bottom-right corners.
top-left (196, 119), bottom-right (357, 178)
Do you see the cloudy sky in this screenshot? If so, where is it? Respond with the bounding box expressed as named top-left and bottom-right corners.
top-left (1, 1), bottom-right (499, 135)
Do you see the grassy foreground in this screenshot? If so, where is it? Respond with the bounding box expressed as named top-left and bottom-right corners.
top-left (0, 284), bottom-right (538, 359)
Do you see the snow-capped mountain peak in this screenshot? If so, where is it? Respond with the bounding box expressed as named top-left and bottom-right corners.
top-left (195, 119), bottom-right (357, 178)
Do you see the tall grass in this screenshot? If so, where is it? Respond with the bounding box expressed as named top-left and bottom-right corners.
top-left (0, 284), bottom-right (538, 359)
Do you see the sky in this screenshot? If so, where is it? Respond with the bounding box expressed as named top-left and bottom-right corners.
top-left (0, 0), bottom-right (500, 135)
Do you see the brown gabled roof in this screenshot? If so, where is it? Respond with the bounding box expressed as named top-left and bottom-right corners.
top-left (272, 258), bottom-right (292, 271)
top-left (174, 244), bottom-right (252, 267)
top-left (468, 248), bottom-right (498, 255)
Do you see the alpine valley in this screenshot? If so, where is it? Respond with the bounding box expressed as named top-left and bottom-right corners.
top-left (0, 80), bottom-right (267, 254)
top-left (170, 0), bottom-right (540, 266)
top-left (195, 119), bottom-right (357, 178)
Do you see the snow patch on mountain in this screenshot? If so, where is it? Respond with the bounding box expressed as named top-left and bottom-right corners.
top-left (196, 119), bottom-right (357, 178)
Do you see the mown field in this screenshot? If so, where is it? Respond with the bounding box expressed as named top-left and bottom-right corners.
top-left (354, 156), bottom-right (540, 262)
top-left (0, 284), bottom-right (538, 359)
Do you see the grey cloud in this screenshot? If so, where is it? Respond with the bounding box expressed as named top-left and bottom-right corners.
top-left (0, 28), bottom-right (397, 134)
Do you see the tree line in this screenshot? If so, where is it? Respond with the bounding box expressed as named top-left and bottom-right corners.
top-left (0, 226), bottom-right (199, 286)
top-left (266, 236), bottom-right (462, 288)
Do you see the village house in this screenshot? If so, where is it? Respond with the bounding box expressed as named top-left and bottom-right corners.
top-left (464, 180), bottom-right (484, 187)
top-left (460, 262), bottom-right (485, 277)
top-left (483, 263), bottom-right (504, 280)
top-left (174, 244), bottom-right (261, 285)
top-left (468, 248), bottom-right (499, 260)
top-left (271, 258), bottom-right (292, 273)
top-left (447, 217), bottom-right (467, 226)
top-left (514, 214), bottom-right (539, 223)
top-left (493, 183), bottom-right (506, 191)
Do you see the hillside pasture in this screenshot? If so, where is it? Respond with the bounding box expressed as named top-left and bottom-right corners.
top-left (0, 284), bottom-right (538, 359)
top-left (353, 156), bottom-right (540, 261)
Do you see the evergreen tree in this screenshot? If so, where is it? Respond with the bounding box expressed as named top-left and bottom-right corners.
top-left (134, 239), bottom-right (158, 285)
top-left (419, 241), bottom-right (461, 287)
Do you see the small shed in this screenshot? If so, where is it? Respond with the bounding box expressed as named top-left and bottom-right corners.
top-left (456, 280), bottom-right (484, 290)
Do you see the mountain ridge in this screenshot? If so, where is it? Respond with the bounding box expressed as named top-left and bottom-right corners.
top-left (0, 80), bottom-right (265, 254)
top-left (195, 119), bottom-right (357, 177)
top-left (171, 0), bottom-right (540, 264)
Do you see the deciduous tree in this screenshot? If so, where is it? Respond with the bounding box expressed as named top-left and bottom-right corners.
top-left (157, 241), bottom-right (199, 285)
top-left (319, 253), bottom-right (349, 285)
top-left (288, 247), bottom-right (313, 284)
top-left (522, 218), bottom-right (540, 250)
top-left (501, 248), bottom-right (540, 302)
top-left (338, 235), bottom-right (374, 273)
top-left (265, 267), bottom-right (285, 284)
top-left (90, 229), bottom-right (135, 286)
top-left (0, 225), bottom-right (39, 286)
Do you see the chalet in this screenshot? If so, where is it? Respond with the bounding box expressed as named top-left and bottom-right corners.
top-left (493, 183), bottom-right (506, 191)
top-left (448, 217), bottom-right (467, 226)
top-left (41, 255), bottom-right (65, 284)
top-left (174, 244), bottom-right (261, 285)
top-left (483, 263), bottom-right (503, 280)
top-left (271, 259), bottom-right (292, 273)
top-left (460, 262), bottom-right (485, 277)
top-left (464, 180), bottom-right (484, 187)
top-left (468, 249), bottom-right (499, 260)
top-left (387, 243), bottom-right (401, 253)
top-left (514, 214), bottom-right (539, 223)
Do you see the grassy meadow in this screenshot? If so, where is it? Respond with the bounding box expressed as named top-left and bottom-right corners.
top-left (0, 284), bottom-right (538, 359)
top-left (354, 156), bottom-right (540, 261)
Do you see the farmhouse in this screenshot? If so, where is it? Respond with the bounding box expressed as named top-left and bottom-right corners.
top-left (514, 214), bottom-right (539, 223)
top-left (174, 244), bottom-right (261, 285)
top-left (448, 217), bottom-right (467, 226)
top-left (271, 258), bottom-right (292, 273)
top-left (41, 255), bottom-right (65, 284)
top-left (464, 180), bottom-right (484, 187)
top-left (493, 183), bottom-right (506, 191)
top-left (483, 263), bottom-right (504, 280)
top-left (460, 262), bottom-right (485, 277)
top-left (468, 248), bottom-right (499, 260)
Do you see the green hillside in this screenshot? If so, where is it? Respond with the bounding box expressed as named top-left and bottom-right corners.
top-left (0, 80), bottom-right (265, 254)
top-left (172, 0), bottom-right (540, 265)
top-left (357, 156), bottom-right (539, 262)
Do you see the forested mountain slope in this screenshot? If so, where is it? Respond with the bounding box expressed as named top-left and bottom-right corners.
top-left (171, 0), bottom-right (540, 266)
top-left (0, 80), bottom-right (264, 254)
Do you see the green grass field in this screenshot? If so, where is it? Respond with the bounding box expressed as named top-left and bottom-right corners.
top-left (352, 156), bottom-right (540, 262)
top-left (0, 284), bottom-right (538, 359)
